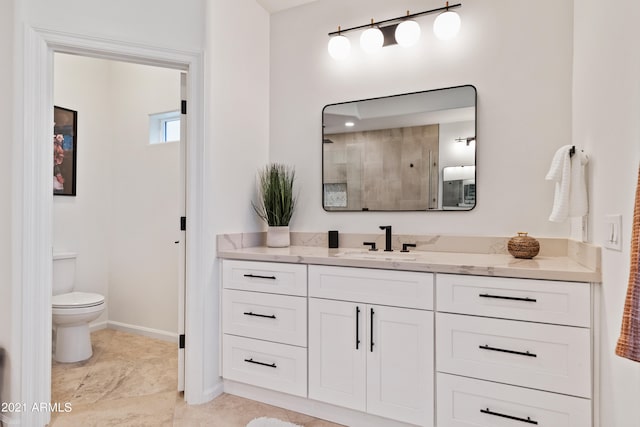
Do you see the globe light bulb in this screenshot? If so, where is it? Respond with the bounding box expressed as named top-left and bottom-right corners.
top-left (360, 27), bottom-right (384, 54)
top-left (433, 10), bottom-right (461, 41)
top-left (328, 35), bottom-right (351, 60)
top-left (395, 20), bottom-right (421, 47)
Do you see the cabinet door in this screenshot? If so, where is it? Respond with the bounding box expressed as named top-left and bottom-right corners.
top-left (308, 298), bottom-right (366, 411)
top-left (367, 305), bottom-right (434, 427)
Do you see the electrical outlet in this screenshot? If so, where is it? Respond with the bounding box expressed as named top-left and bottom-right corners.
top-left (604, 214), bottom-right (622, 251)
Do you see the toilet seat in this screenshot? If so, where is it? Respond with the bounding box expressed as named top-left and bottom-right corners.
top-left (52, 291), bottom-right (105, 309)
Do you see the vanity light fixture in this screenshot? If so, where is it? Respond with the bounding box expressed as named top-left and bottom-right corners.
top-left (395, 12), bottom-right (421, 47)
top-left (360, 19), bottom-right (384, 54)
top-left (456, 136), bottom-right (476, 146)
top-left (327, 2), bottom-right (462, 59)
top-left (327, 26), bottom-right (351, 60)
top-left (433, 3), bottom-right (462, 40)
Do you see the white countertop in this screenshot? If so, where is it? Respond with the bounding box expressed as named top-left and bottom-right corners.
top-left (217, 245), bottom-right (601, 283)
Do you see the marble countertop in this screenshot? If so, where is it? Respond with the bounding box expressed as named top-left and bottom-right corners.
top-left (217, 245), bottom-right (601, 283)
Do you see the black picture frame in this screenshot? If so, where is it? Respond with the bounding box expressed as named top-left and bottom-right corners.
top-left (53, 106), bottom-right (77, 196)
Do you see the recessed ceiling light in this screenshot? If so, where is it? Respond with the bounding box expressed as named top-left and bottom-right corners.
top-left (345, 121), bottom-right (355, 127)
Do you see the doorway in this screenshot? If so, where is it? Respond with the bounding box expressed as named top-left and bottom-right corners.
top-left (19, 28), bottom-right (209, 427)
top-left (51, 52), bottom-right (185, 387)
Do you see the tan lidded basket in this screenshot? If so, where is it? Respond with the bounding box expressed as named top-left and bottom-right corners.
top-left (507, 232), bottom-right (540, 259)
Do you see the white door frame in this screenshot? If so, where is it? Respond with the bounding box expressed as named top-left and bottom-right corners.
top-left (18, 26), bottom-right (210, 426)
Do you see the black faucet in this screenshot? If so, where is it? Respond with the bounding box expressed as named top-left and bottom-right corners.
top-left (401, 243), bottom-right (417, 253)
top-left (379, 225), bottom-right (393, 252)
top-left (363, 241), bottom-right (378, 251)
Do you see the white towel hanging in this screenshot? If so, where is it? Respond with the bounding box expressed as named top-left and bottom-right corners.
top-left (546, 145), bottom-right (573, 222)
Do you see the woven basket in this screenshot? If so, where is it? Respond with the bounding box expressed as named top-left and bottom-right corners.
top-left (508, 232), bottom-right (540, 259)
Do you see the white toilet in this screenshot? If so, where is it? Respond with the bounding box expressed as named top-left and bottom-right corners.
top-left (52, 252), bottom-right (105, 363)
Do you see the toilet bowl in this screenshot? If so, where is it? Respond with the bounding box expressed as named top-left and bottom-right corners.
top-left (53, 253), bottom-right (106, 363)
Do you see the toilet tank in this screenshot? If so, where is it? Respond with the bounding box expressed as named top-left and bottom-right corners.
top-left (53, 252), bottom-right (76, 295)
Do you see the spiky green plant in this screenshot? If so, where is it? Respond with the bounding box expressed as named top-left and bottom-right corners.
top-left (252, 163), bottom-right (297, 226)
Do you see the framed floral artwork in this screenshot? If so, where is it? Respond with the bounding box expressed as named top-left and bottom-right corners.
top-left (53, 106), bottom-right (77, 196)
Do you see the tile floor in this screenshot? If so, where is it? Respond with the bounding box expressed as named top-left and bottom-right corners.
top-left (49, 329), bottom-right (343, 426)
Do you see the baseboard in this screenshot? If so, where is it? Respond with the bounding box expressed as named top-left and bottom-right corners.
top-left (105, 321), bottom-right (178, 344)
top-left (89, 321), bottom-right (108, 332)
top-left (223, 380), bottom-right (415, 427)
top-left (203, 381), bottom-right (225, 403)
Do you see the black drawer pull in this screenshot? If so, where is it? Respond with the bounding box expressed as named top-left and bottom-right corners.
top-left (244, 358), bottom-right (277, 368)
top-left (243, 311), bottom-right (276, 319)
top-left (355, 306), bottom-right (361, 350)
top-left (479, 344), bottom-right (537, 358)
top-left (479, 293), bottom-right (537, 303)
top-left (481, 408), bottom-right (538, 425)
top-left (370, 308), bottom-right (375, 352)
top-left (244, 274), bottom-right (277, 280)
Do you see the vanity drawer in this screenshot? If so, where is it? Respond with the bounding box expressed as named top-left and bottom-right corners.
top-left (222, 334), bottom-right (307, 397)
top-left (437, 373), bottom-right (592, 427)
top-left (222, 260), bottom-right (307, 296)
top-left (309, 265), bottom-right (433, 310)
top-left (436, 313), bottom-right (591, 397)
top-left (222, 289), bottom-right (307, 347)
top-left (436, 274), bottom-right (591, 327)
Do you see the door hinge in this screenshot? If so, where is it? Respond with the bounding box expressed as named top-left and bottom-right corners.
top-left (181, 100), bottom-right (187, 115)
top-left (179, 334), bottom-right (185, 349)
top-left (180, 216), bottom-right (186, 231)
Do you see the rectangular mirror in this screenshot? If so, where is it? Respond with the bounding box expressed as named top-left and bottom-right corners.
top-left (322, 85), bottom-right (476, 211)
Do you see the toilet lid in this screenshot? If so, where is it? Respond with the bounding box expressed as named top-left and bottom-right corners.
top-left (52, 291), bottom-right (105, 308)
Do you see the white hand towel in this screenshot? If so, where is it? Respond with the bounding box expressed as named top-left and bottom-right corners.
top-left (546, 145), bottom-right (573, 222)
top-left (569, 149), bottom-right (589, 217)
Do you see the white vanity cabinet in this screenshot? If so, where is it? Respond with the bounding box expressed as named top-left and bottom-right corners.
top-left (435, 273), bottom-right (593, 427)
top-left (221, 260), bottom-right (308, 397)
top-left (308, 265), bottom-right (434, 427)
top-left (218, 252), bottom-right (598, 427)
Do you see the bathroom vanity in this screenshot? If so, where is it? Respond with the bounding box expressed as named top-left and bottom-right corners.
top-left (218, 233), bottom-right (600, 427)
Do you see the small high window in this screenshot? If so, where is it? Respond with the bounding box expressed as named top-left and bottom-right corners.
top-left (149, 111), bottom-right (180, 144)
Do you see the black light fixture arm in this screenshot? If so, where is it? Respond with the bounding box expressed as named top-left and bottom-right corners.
top-left (327, 3), bottom-right (462, 36)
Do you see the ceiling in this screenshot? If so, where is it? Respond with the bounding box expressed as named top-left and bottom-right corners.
top-left (256, 0), bottom-right (319, 13)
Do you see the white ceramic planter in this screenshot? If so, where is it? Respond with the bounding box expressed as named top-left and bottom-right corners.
top-left (267, 226), bottom-right (290, 248)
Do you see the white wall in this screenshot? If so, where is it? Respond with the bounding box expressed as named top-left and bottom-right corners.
top-left (53, 54), bottom-right (112, 326)
top-left (23, 0), bottom-right (204, 51)
top-left (1, 0), bottom-right (14, 414)
top-left (204, 0), bottom-right (270, 396)
top-left (107, 60), bottom-right (181, 335)
top-left (53, 54), bottom-right (181, 336)
top-left (573, 1), bottom-right (640, 425)
top-left (270, 0), bottom-right (574, 236)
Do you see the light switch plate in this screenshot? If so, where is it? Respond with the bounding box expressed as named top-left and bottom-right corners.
top-left (604, 214), bottom-right (622, 251)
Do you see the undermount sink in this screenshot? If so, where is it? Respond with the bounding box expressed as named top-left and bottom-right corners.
top-left (334, 250), bottom-right (417, 261)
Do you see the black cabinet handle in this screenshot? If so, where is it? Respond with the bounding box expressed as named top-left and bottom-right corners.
top-left (480, 408), bottom-right (538, 425)
top-left (370, 308), bottom-right (375, 352)
top-left (243, 311), bottom-right (276, 319)
top-left (479, 293), bottom-right (537, 303)
top-left (356, 306), bottom-right (361, 350)
top-left (244, 358), bottom-right (277, 368)
top-left (479, 344), bottom-right (537, 358)
top-left (244, 274), bottom-right (277, 280)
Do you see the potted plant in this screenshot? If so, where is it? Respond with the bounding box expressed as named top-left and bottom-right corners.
top-left (252, 163), bottom-right (297, 247)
